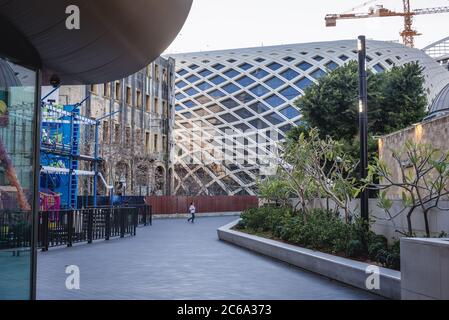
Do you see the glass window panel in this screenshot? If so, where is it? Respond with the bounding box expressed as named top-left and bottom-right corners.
top-left (309, 68), bottom-right (326, 79)
top-left (176, 80), bottom-right (188, 88)
top-left (207, 89), bottom-right (226, 98)
top-left (198, 69), bottom-right (212, 77)
top-left (280, 106), bottom-right (300, 119)
top-left (249, 119), bottom-right (269, 129)
top-left (249, 84), bottom-right (269, 97)
top-left (177, 69), bottom-right (188, 76)
top-left (279, 86), bottom-right (301, 100)
top-left (219, 113), bottom-right (239, 123)
top-left (207, 104), bottom-right (224, 113)
top-left (234, 123), bottom-right (250, 132)
top-left (236, 76), bottom-right (255, 87)
top-left (295, 77), bottom-right (314, 90)
top-left (296, 61), bottom-right (313, 71)
top-left (235, 108), bottom-right (254, 119)
top-left (373, 63), bottom-right (386, 73)
top-left (234, 92), bottom-right (255, 103)
top-left (266, 62), bottom-right (282, 70)
top-left (209, 75), bottom-right (226, 85)
top-left (185, 87), bottom-right (199, 96)
top-left (183, 100), bottom-right (197, 108)
top-left (221, 83), bottom-right (240, 94)
top-left (220, 98), bottom-right (239, 109)
top-left (188, 64), bottom-right (199, 70)
top-left (185, 74), bottom-right (200, 83)
top-left (0, 58), bottom-right (37, 300)
top-left (175, 93), bottom-right (186, 100)
top-left (249, 102), bottom-right (269, 114)
top-left (175, 105), bottom-right (184, 111)
top-left (283, 56), bottom-right (295, 62)
top-left (206, 117), bottom-right (223, 125)
top-left (195, 95), bottom-right (212, 104)
top-left (251, 68), bottom-right (269, 79)
top-left (181, 111), bottom-right (194, 119)
top-left (264, 94), bottom-right (285, 108)
top-left (264, 112), bottom-right (284, 125)
top-left (312, 55), bottom-right (324, 61)
top-left (264, 76), bottom-right (285, 89)
top-left (280, 68), bottom-right (300, 80)
top-left (212, 63), bottom-right (225, 70)
top-left (339, 54), bottom-right (349, 61)
top-left (255, 58), bottom-right (265, 62)
top-left (325, 61), bottom-right (339, 71)
top-left (223, 69), bottom-right (239, 78)
top-left (196, 81), bottom-right (213, 91)
top-left (239, 63), bottom-right (253, 70)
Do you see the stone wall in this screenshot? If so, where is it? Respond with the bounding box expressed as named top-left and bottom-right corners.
top-left (378, 113), bottom-right (449, 199)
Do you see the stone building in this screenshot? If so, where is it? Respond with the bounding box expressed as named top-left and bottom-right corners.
top-left (58, 56), bottom-right (176, 198)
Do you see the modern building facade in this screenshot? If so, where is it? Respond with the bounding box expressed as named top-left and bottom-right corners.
top-left (58, 56), bottom-right (176, 200)
top-left (170, 40), bottom-right (449, 196)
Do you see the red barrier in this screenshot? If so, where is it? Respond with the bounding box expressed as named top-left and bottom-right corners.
top-left (146, 196), bottom-right (258, 215)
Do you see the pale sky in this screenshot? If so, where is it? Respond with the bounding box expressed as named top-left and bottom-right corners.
top-left (165, 0), bottom-right (449, 54)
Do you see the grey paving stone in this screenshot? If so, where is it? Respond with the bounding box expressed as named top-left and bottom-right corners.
top-left (37, 216), bottom-right (380, 300)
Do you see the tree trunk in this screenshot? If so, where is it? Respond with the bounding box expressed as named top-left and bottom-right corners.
top-left (423, 209), bottom-right (431, 238)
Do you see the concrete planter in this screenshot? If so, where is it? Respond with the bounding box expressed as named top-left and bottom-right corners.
top-left (401, 238), bottom-right (449, 300)
top-left (218, 219), bottom-right (401, 300)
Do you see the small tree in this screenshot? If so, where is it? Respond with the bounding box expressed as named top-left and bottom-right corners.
top-left (281, 128), bottom-right (363, 223)
top-left (370, 140), bottom-right (449, 237)
top-left (258, 177), bottom-right (291, 207)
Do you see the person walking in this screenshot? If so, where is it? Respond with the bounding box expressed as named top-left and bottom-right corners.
top-left (187, 202), bottom-right (196, 223)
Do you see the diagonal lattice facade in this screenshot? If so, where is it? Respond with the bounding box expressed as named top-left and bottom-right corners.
top-left (169, 40), bottom-right (449, 196)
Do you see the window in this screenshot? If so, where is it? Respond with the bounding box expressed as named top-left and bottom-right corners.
top-left (219, 113), bottom-right (239, 123)
top-left (325, 61), bottom-right (339, 71)
top-left (196, 81), bottom-right (213, 90)
top-left (207, 89), bottom-right (225, 98)
top-left (186, 87), bottom-right (199, 96)
top-left (103, 121), bottom-right (109, 143)
top-left (251, 68), bottom-right (269, 79)
top-left (136, 90), bottom-right (142, 108)
top-left (249, 84), bottom-right (269, 97)
top-left (249, 102), bottom-right (269, 114)
top-left (209, 75), bottom-right (226, 85)
top-left (125, 127), bottom-right (131, 145)
top-left (224, 69), bottom-right (239, 78)
top-left (234, 92), bottom-right (255, 103)
top-left (183, 100), bottom-right (197, 108)
top-left (235, 108), bottom-right (254, 119)
top-left (255, 57), bottom-right (265, 63)
top-left (177, 69), bottom-right (188, 76)
top-left (249, 118), bottom-right (269, 129)
top-left (264, 112), bottom-right (284, 125)
top-left (220, 98), bottom-right (239, 109)
top-left (239, 63), bottom-right (253, 70)
top-left (265, 76), bottom-right (285, 89)
top-left (146, 94), bottom-right (151, 112)
top-left (103, 83), bottom-right (110, 97)
top-left (312, 55), bottom-right (324, 62)
top-left (176, 92), bottom-right (186, 100)
top-left (280, 68), bottom-right (299, 81)
top-left (236, 75), bottom-right (255, 87)
top-left (90, 84), bottom-right (98, 94)
top-left (188, 64), bottom-right (199, 70)
top-left (163, 101), bottom-right (168, 117)
top-left (280, 106), bottom-right (300, 119)
top-left (212, 63), bottom-right (225, 70)
top-left (115, 82), bottom-right (121, 100)
top-left (283, 56), bottom-right (295, 62)
top-left (126, 87), bottom-right (131, 105)
top-left (222, 83), bottom-right (240, 94)
top-left (176, 80), bottom-right (188, 89)
top-left (227, 58), bottom-right (237, 63)
top-left (155, 64), bottom-right (160, 82)
top-left (264, 94), bottom-right (285, 108)
top-left (373, 63), bottom-right (385, 73)
top-left (186, 74), bottom-right (200, 83)
top-left (198, 69), bottom-right (212, 77)
top-left (266, 62), bottom-right (282, 70)
top-left (154, 97), bottom-right (159, 114)
top-left (195, 95), bottom-right (211, 104)
top-left (279, 86), bottom-right (301, 100)
top-left (154, 134), bottom-right (159, 152)
top-left (145, 132), bottom-right (150, 153)
top-left (114, 123), bottom-right (120, 144)
top-left (136, 129), bottom-right (142, 145)
top-left (309, 68), bottom-right (326, 79)
top-left (295, 77), bottom-right (314, 90)
top-left (296, 61), bottom-right (313, 71)
top-left (162, 136), bottom-right (167, 151)
top-left (339, 54), bottom-right (349, 61)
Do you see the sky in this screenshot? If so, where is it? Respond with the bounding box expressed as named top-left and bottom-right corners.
top-left (165, 0), bottom-right (449, 54)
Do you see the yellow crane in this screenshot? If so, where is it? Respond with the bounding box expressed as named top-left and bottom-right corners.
top-left (325, 0), bottom-right (449, 47)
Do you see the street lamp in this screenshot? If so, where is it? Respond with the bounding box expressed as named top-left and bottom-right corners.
top-left (357, 35), bottom-right (369, 222)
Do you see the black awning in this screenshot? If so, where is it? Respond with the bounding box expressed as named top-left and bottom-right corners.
top-left (0, 0), bottom-right (192, 85)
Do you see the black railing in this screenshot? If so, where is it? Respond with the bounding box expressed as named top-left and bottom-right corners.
top-left (38, 207), bottom-right (138, 251)
top-left (0, 211), bottom-right (32, 252)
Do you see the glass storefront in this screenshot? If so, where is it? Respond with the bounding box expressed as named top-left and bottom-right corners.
top-left (0, 57), bottom-right (37, 300)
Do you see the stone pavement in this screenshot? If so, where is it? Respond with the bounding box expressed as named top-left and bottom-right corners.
top-left (37, 216), bottom-right (380, 300)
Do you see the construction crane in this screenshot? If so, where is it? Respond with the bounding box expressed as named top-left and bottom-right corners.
top-left (325, 1), bottom-right (449, 48)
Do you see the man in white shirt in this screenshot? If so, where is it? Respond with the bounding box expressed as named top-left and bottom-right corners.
top-left (187, 202), bottom-right (196, 223)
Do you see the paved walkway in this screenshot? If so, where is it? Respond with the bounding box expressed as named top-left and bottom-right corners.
top-left (37, 216), bottom-right (379, 300)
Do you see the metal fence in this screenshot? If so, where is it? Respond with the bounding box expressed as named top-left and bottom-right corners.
top-left (0, 211), bottom-right (32, 251)
top-left (38, 207), bottom-right (138, 251)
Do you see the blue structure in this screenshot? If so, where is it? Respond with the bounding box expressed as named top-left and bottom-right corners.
top-left (40, 100), bottom-right (100, 209)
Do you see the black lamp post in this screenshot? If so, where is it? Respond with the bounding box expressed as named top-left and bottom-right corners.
top-left (357, 35), bottom-right (369, 222)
